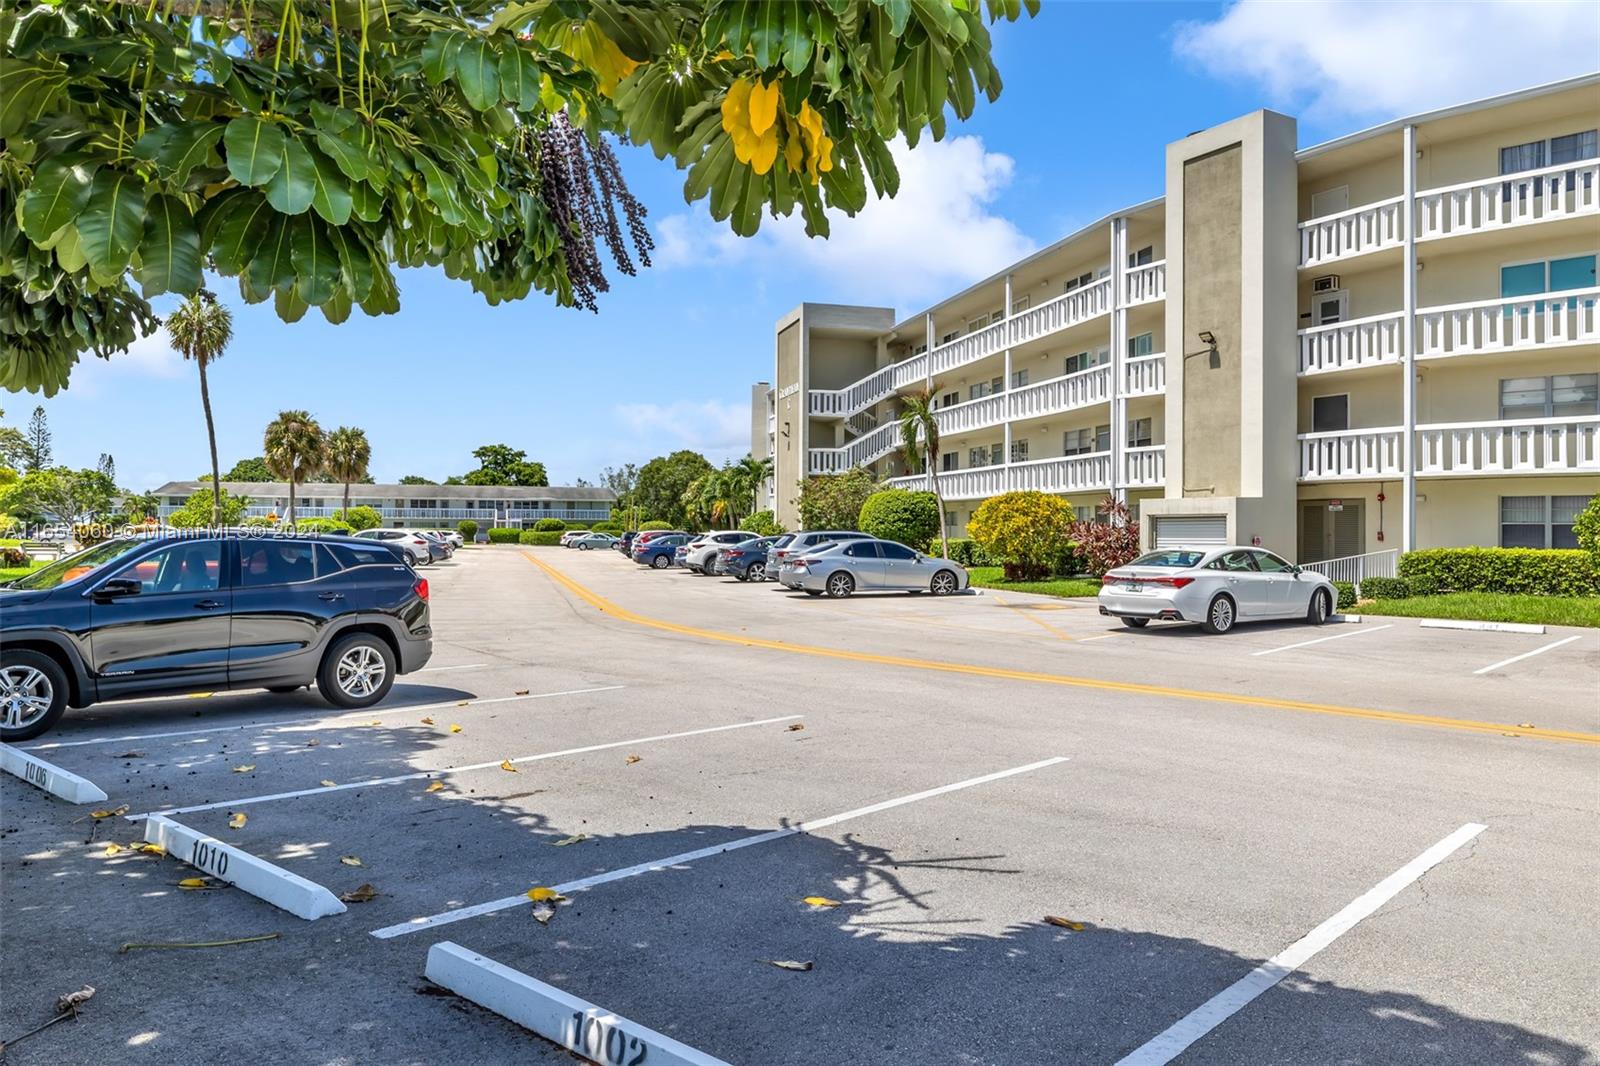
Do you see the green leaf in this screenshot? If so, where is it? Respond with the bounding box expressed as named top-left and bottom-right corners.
top-left (350, 180), bottom-right (385, 223)
top-left (422, 30), bottom-right (468, 85)
top-left (291, 217), bottom-right (340, 306)
top-left (326, 224), bottom-right (375, 300)
top-left (320, 283), bottom-right (354, 325)
top-left (306, 144), bottom-right (353, 225)
top-left (781, 6), bottom-right (814, 75)
top-left (208, 192), bottom-right (273, 276)
top-left (157, 123), bottom-right (226, 186)
top-left (224, 116), bottom-right (287, 187)
top-left (413, 153), bottom-right (466, 226)
top-left (77, 170), bottom-right (147, 285)
top-left (247, 212), bottom-right (298, 299)
top-left (498, 44), bottom-right (540, 109)
top-left (882, 0), bottom-right (913, 36)
top-left (21, 159), bottom-right (97, 242)
top-left (315, 130), bottom-right (372, 181)
top-left (53, 225), bottom-right (87, 272)
top-left (454, 38), bottom-right (501, 110)
top-left (274, 282), bottom-right (310, 323)
top-left (0, 61), bottom-right (68, 139)
top-left (749, 0), bottom-right (785, 69)
top-left (264, 136), bottom-right (317, 215)
top-left (134, 194), bottom-right (202, 297)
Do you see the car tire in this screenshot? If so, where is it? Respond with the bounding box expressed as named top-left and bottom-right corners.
top-left (825, 572), bottom-right (855, 598)
top-left (0, 649), bottom-right (69, 742)
top-left (266, 684), bottom-right (306, 693)
top-left (1306, 588), bottom-right (1331, 626)
top-left (1120, 617), bottom-right (1149, 628)
top-left (1201, 594), bottom-right (1237, 634)
top-left (805, 589), bottom-right (823, 597)
top-left (317, 633), bottom-right (396, 709)
top-left (929, 570), bottom-right (959, 595)
top-left (579, 543), bottom-right (591, 551)
top-left (651, 554), bottom-right (670, 569)
top-left (748, 562), bottom-right (765, 582)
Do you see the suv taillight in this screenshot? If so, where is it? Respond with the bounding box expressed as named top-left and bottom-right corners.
top-left (414, 578), bottom-right (429, 600)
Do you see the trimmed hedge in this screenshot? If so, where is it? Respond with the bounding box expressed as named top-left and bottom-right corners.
top-left (533, 518), bottom-right (567, 532)
top-left (519, 530), bottom-right (562, 545)
top-left (487, 527), bottom-right (520, 544)
top-left (1332, 581), bottom-right (1357, 610)
top-left (639, 520), bottom-right (673, 531)
top-left (1398, 547), bottom-right (1598, 597)
top-left (945, 538), bottom-right (997, 567)
top-left (1360, 576), bottom-right (1411, 600)
top-left (292, 518), bottom-right (353, 534)
top-left (591, 521), bottom-right (623, 535)
top-left (858, 489), bottom-right (941, 552)
top-left (458, 519), bottom-right (479, 540)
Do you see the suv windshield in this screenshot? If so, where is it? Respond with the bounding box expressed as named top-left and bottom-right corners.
top-left (1129, 550), bottom-right (1207, 568)
top-left (5, 538), bottom-right (149, 590)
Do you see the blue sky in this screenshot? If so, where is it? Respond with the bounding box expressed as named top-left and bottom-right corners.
top-left (19, 0), bottom-right (1600, 491)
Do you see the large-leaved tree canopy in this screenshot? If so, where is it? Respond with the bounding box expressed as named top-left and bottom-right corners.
top-left (2, 0), bottom-right (1036, 394)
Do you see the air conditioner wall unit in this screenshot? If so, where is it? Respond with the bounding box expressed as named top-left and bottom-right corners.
top-left (1311, 274), bottom-right (1341, 293)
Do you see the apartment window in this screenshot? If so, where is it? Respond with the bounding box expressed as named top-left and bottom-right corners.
top-left (1011, 368), bottom-right (1030, 389)
top-left (1501, 495), bottom-right (1586, 549)
top-left (1312, 394), bottom-right (1350, 432)
top-left (1073, 505), bottom-right (1095, 522)
top-left (1127, 245), bottom-right (1153, 267)
top-left (968, 381), bottom-right (990, 401)
top-left (1499, 375), bottom-right (1599, 419)
top-left (1010, 295), bottom-right (1030, 314)
top-left (1010, 439), bottom-right (1030, 463)
top-left (968, 446), bottom-right (988, 468)
top-left (991, 375), bottom-right (1005, 394)
top-left (1065, 347), bottom-right (1107, 375)
top-left (1126, 418), bottom-right (1153, 448)
top-left (1063, 271), bottom-right (1094, 294)
top-left (945, 511), bottom-right (957, 530)
top-left (1063, 425), bottom-right (1111, 456)
top-left (1127, 332), bottom-right (1154, 358)
top-left (940, 391), bottom-right (960, 408)
top-left (1502, 130), bottom-right (1598, 199)
top-left (912, 343), bottom-right (928, 356)
top-left (941, 452), bottom-right (958, 472)
top-left (1311, 289), bottom-right (1348, 325)
top-left (941, 330), bottom-right (961, 345)
top-left (1502, 255), bottom-right (1597, 309)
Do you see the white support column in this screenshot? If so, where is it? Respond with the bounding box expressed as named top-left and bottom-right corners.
top-left (1109, 217), bottom-right (1128, 506)
top-left (1003, 348), bottom-right (1013, 469)
top-left (925, 313), bottom-right (936, 492)
top-left (1401, 124), bottom-right (1418, 553)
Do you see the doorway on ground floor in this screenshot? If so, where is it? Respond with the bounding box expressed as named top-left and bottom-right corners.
top-left (1299, 499), bottom-right (1364, 562)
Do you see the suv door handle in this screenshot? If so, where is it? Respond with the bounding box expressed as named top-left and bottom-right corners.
top-left (194, 599), bottom-right (224, 609)
top-left (319, 592), bottom-right (345, 602)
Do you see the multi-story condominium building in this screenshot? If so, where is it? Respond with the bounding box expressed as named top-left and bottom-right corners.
top-left (753, 75), bottom-right (1599, 565)
top-left (151, 481), bottom-right (616, 528)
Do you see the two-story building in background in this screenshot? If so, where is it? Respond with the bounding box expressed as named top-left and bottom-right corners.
top-left (151, 481), bottom-right (615, 529)
top-left (752, 75), bottom-right (1599, 567)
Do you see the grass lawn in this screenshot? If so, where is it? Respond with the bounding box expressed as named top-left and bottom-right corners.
top-left (0, 560), bottom-right (48, 583)
top-left (1353, 592), bottom-right (1600, 628)
top-left (966, 566), bottom-right (1100, 598)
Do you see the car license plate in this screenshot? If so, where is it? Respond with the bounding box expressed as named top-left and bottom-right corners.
top-left (1122, 583), bottom-right (1141, 592)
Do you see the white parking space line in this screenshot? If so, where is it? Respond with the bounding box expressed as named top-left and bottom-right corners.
top-left (1114, 822), bottom-right (1487, 1066)
top-left (0, 743), bottom-right (110, 804)
top-left (1079, 633), bottom-right (1122, 643)
top-left (144, 814), bottom-right (347, 920)
top-left (127, 715), bottom-right (801, 821)
top-left (25, 686), bottom-right (627, 752)
top-left (373, 756), bottom-right (1069, 940)
top-left (1251, 624), bottom-right (1393, 657)
top-left (414, 663), bottom-right (490, 673)
top-left (426, 942), bottom-right (731, 1066)
top-left (1472, 635), bottom-right (1583, 676)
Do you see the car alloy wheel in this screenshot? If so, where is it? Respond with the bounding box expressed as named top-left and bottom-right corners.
top-left (1206, 596), bottom-right (1235, 634)
top-left (335, 645), bottom-right (387, 699)
top-left (1309, 589), bottom-right (1329, 625)
top-left (0, 665), bottom-right (54, 732)
top-left (826, 572), bottom-right (854, 598)
top-left (930, 570), bottom-right (958, 595)
top-left (748, 562), bottom-right (765, 581)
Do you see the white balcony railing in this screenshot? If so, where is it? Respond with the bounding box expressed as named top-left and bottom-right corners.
top-left (884, 449), bottom-right (1156, 501)
top-left (846, 409), bottom-right (878, 436)
top-left (1299, 311), bottom-right (1405, 375)
top-left (1299, 417), bottom-right (1600, 480)
top-left (1123, 353), bottom-right (1166, 396)
top-left (931, 316), bottom-right (1011, 377)
top-left (1417, 289), bottom-right (1600, 360)
top-left (1124, 261), bottom-right (1166, 306)
top-left (1123, 446), bottom-right (1166, 487)
top-left (1298, 427), bottom-right (1404, 481)
top-left (1299, 549), bottom-right (1399, 594)
top-left (1299, 196), bottom-right (1404, 269)
top-left (1417, 160), bottom-right (1600, 242)
top-left (1011, 276), bottom-right (1114, 348)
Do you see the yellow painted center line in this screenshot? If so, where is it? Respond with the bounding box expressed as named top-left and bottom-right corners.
top-left (521, 552), bottom-right (1600, 747)
top-left (992, 594), bottom-right (1074, 641)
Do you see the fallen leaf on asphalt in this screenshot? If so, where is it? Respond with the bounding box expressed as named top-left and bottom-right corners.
top-left (527, 886), bottom-right (566, 903)
top-left (89, 806), bottom-right (129, 819)
top-left (135, 842), bottom-right (166, 857)
top-left (367, 720), bottom-right (382, 727)
top-left (1044, 916), bottom-right (1086, 931)
top-left (515, 689), bottom-right (530, 696)
top-left (228, 813), bottom-right (247, 829)
top-left (56, 984), bottom-right (96, 1012)
top-left (339, 884), bottom-right (379, 903)
top-left (625, 754), bottom-right (641, 765)
top-left (450, 724), bottom-right (462, 734)
top-left (801, 896), bottom-right (842, 908)
top-left (499, 759), bottom-right (517, 772)
top-left (420, 716), bottom-right (435, 725)
top-left (1501, 732), bottom-right (1520, 738)
top-left (319, 780), bottom-right (337, 788)
top-left (177, 877), bottom-right (215, 889)
top-left (551, 834), bottom-right (588, 847)
top-left (103, 843), bottom-right (125, 856)
top-left (1517, 722), bottom-right (1535, 729)
top-left (760, 959), bottom-right (813, 972)
top-left (306, 738), bottom-right (320, 747)
top-left (113, 750), bottom-right (146, 758)
top-left (531, 904), bottom-right (556, 925)
top-left (232, 764), bottom-right (256, 773)
top-left (457, 701), bottom-right (469, 707)
top-left (339, 855), bottom-right (362, 867)
top-left (786, 723), bottom-right (805, 732)
top-left (425, 781), bottom-right (445, 793)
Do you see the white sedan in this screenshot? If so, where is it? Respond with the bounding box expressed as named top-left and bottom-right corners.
top-left (1097, 547), bottom-right (1336, 633)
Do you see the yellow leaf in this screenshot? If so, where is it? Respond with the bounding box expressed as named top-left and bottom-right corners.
top-left (527, 886), bottom-right (566, 903)
top-left (625, 754), bottom-right (641, 765)
top-left (90, 805), bottom-right (129, 819)
top-left (177, 877), bottom-right (214, 889)
top-left (103, 843), bottom-right (125, 856)
top-left (760, 959), bottom-right (813, 972)
top-left (1044, 916), bottom-right (1086, 931)
top-left (320, 780), bottom-right (337, 788)
top-left (551, 834), bottom-right (588, 847)
top-left (339, 883), bottom-right (378, 903)
top-left (339, 855), bottom-right (362, 866)
top-left (750, 125), bottom-right (779, 176)
top-left (136, 843), bottom-right (166, 857)
top-left (227, 812), bottom-right (247, 829)
top-left (747, 78), bottom-right (780, 137)
top-left (425, 781), bottom-right (445, 793)
top-left (420, 716), bottom-right (435, 725)
top-left (783, 134), bottom-right (805, 174)
top-left (499, 759), bottom-right (517, 772)
top-left (450, 724), bottom-right (462, 734)
top-left (721, 78), bottom-right (752, 134)
top-left (456, 701), bottom-right (469, 707)
top-left (801, 896), bottom-right (841, 908)
top-left (367, 720), bottom-right (382, 727)
top-left (232, 764), bottom-right (256, 773)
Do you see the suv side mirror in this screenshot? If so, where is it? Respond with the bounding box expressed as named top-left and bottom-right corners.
top-left (94, 577), bottom-right (142, 600)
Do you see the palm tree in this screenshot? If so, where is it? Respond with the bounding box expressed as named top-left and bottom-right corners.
top-left (899, 387), bottom-right (948, 558)
top-left (324, 426), bottom-right (372, 515)
top-left (165, 292), bottom-right (233, 525)
top-left (263, 410), bottom-right (326, 526)
top-left (732, 454), bottom-right (773, 516)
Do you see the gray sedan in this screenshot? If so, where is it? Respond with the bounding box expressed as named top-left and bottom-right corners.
top-left (778, 538), bottom-right (969, 598)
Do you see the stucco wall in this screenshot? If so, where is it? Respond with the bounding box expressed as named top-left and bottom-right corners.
top-left (1180, 143), bottom-right (1244, 497)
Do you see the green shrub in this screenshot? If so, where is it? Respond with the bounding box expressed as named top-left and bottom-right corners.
top-left (945, 538), bottom-right (996, 567)
top-left (1361, 576), bottom-right (1411, 600)
top-left (519, 530), bottom-right (562, 545)
top-left (639, 520), bottom-right (673, 532)
top-left (533, 518), bottom-right (567, 532)
top-left (487, 527), bottom-right (520, 544)
top-left (967, 491), bottom-right (1078, 579)
top-left (566, 521), bottom-right (591, 530)
top-left (458, 519), bottom-right (479, 541)
top-left (333, 505), bottom-right (382, 531)
top-left (292, 518), bottom-right (353, 534)
top-left (591, 521), bottom-right (624, 535)
top-left (1574, 495), bottom-right (1600, 564)
top-left (1332, 581), bottom-right (1357, 611)
top-left (241, 515), bottom-right (277, 528)
top-left (858, 489), bottom-right (941, 551)
top-left (744, 510), bottom-right (785, 537)
top-left (797, 468), bottom-right (879, 530)
top-left (1398, 547), bottom-right (1597, 597)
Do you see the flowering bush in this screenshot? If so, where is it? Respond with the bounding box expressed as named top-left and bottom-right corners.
top-left (967, 491), bottom-right (1076, 580)
top-left (1072, 496), bottom-right (1141, 577)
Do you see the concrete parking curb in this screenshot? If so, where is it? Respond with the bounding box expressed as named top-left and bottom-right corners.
top-left (1418, 618), bottom-right (1546, 635)
top-left (425, 942), bottom-right (731, 1066)
top-left (0, 743), bottom-right (109, 804)
top-left (144, 814), bottom-right (347, 920)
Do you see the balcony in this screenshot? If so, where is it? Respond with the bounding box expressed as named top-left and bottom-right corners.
top-left (1299, 311), bottom-right (1405, 375)
top-left (1299, 197), bottom-right (1404, 269)
top-left (156, 504), bottom-right (613, 523)
top-left (1123, 353), bottom-right (1167, 396)
top-left (1298, 416), bottom-right (1600, 481)
top-left (1417, 289), bottom-right (1599, 360)
top-left (883, 447), bottom-right (1165, 501)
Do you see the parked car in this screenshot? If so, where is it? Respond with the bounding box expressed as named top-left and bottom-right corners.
top-left (633, 534), bottom-right (690, 569)
top-left (352, 528), bottom-right (432, 566)
top-left (615, 531), bottom-right (638, 554)
top-left (1097, 546), bottom-right (1336, 633)
top-left (421, 529), bottom-right (464, 548)
top-left (765, 530), bottom-right (870, 580)
top-left (559, 530), bottom-right (588, 547)
top-left (569, 532), bottom-right (618, 551)
top-left (416, 531), bottom-right (454, 562)
top-left (0, 531), bottom-right (432, 741)
top-left (720, 536), bottom-right (783, 581)
top-left (681, 531), bottom-right (753, 574)
top-left (778, 538), bottom-right (969, 598)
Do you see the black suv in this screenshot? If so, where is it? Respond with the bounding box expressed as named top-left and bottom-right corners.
top-left (0, 531), bottom-right (432, 741)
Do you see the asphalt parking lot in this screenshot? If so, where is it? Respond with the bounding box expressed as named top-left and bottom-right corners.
top-left (3, 545), bottom-right (1597, 1065)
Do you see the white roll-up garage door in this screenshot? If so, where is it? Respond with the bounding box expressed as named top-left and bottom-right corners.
top-left (1153, 515), bottom-right (1228, 549)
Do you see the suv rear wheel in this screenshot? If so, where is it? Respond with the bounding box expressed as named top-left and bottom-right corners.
top-left (0, 650), bottom-right (68, 742)
top-left (318, 633), bottom-right (396, 709)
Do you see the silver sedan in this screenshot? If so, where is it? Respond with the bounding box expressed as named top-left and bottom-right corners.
top-left (778, 538), bottom-right (969, 598)
top-left (1097, 546), bottom-right (1337, 633)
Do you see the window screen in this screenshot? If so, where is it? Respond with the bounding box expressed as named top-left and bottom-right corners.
top-left (1127, 332), bottom-right (1154, 358)
top-left (1010, 440), bottom-right (1030, 463)
top-left (1550, 130), bottom-right (1598, 165)
top-left (1312, 395), bottom-right (1349, 433)
top-left (1500, 496), bottom-right (1546, 548)
top-left (1553, 495), bottom-right (1586, 549)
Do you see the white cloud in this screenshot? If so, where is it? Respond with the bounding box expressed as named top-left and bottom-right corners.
top-left (67, 322), bottom-right (183, 399)
top-left (611, 399), bottom-right (751, 463)
top-left (652, 135), bottom-right (1036, 307)
top-left (1174, 0), bottom-right (1600, 120)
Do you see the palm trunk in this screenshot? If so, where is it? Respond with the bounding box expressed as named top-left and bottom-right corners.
top-left (286, 479), bottom-right (296, 526)
top-left (199, 357), bottom-right (221, 527)
top-left (342, 479), bottom-right (351, 516)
